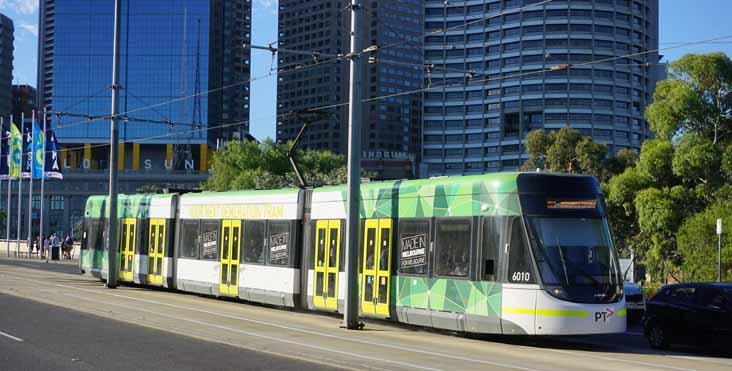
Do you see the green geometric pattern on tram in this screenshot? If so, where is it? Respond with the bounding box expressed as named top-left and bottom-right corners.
top-left (396, 277), bottom-right (502, 317)
top-left (396, 275), bottom-right (429, 309)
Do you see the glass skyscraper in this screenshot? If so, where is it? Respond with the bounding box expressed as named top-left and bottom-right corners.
top-left (38, 0), bottom-right (251, 146)
top-left (0, 13), bottom-right (13, 119)
top-left (422, 0), bottom-right (662, 176)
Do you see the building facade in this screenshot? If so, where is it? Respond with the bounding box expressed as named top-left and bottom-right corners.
top-left (34, 0), bottom-right (252, 236)
top-left (11, 85), bottom-right (37, 118)
top-left (276, 0), bottom-right (423, 179)
top-left (0, 13), bottom-right (13, 119)
top-left (422, 0), bottom-right (661, 176)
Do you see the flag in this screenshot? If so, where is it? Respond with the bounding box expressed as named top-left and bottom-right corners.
top-left (32, 121), bottom-right (44, 179)
top-left (44, 128), bottom-right (63, 180)
top-left (22, 124), bottom-right (32, 178)
top-left (8, 123), bottom-right (21, 179)
top-left (0, 124), bottom-right (9, 180)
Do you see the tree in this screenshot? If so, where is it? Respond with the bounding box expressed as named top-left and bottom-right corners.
top-left (521, 127), bottom-right (628, 182)
top-left (203, 139), bottom-right (350, 191)
top-left (645, 53), bottom-right (732, 144)
top-left (677, 200), bottom-right (732, 282)
top-left (604, 52), bottom-right (732, 283)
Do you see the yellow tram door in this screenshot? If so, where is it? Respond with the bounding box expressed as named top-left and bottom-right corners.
top-left (219, 220), bottom-right (242, 296)
top-left (313, 220), bottom-right (341, 310)
top-left (147, 219), bottom-right (165, 285)
top-left (361, 219), bottom-right (392, 317)
top-left (119, 218), bottom-right (136, 281)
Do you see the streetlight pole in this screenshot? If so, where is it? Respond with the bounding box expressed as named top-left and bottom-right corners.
top-left (342, 0), bottom-right (362, 330)
top-left (717, 218), bottom-right (723, 282)
top-left (106, 0), bottom-right (122, 288)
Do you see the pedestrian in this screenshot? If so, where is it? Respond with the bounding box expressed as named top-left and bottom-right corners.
top-left (42, 235), bottom-right (50, 261)
top-left (63, 235), bottom-right (73, 259)
top-left (49, 233), bottom-right (60, 262)
top-left (36, 235), bottom-right (44, 259)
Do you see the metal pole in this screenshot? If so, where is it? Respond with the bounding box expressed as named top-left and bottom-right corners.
top-left (27, 110), bottom-right (35, 257)
top-left (5, 115), bottom-right (11, 256)
top-left (16, 113), bottom-right (24, 257)
top-left (342, 0), bottom-right (362, 330)
top-left (719, 233), bottom-right (723, 282)
top-left (106, 0), bottom-right (122, 288)
top-left (39, 109), bottom-right (46, 259)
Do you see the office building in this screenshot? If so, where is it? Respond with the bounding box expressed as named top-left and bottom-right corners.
top-left (34, 0), bottom-right (252, 235)
top-left (0, 13), bottom-right (12, 119)
top-left (422, 0), bottom-right (661, 176)
top-left (276, 0), bottom-right (423, 179)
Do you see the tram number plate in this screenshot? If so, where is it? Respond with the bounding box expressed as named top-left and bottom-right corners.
top-left (511, 272), bottom-right (531, 282)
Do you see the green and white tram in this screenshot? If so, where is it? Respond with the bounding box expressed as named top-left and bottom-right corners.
top-left (80, 172), bottom-right (625, 335)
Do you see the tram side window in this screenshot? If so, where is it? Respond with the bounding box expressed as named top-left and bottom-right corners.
top-left (267, 221), bottom-right (290, 266)
top-left (398, 220), bottom-right (430, 275)
top-left (507, 218), bottom-right (536, 283)
top-left (179, 220), bottom-right (200, 259)
top-left (85, 219), bottom-right (104, 251)
top-left (199, 220), bottom-right (219, 260)
top-left (481, 217), bottom-right (505, 281)
top-left (243, 221), bottom-right (266, 264)
top-left (435, 219), bottom-right (472, 278)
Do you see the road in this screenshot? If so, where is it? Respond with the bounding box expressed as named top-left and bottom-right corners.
top-left (0, 257), bottom-right (731, 371)
top-left (0, 293), bottom-right (336, 371)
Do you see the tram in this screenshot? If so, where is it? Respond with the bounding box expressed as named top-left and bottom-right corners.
top-left (80, 172), bottom-right (626, 335)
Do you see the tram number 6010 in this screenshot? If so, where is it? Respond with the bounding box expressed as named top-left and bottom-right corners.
top-left (511, 272), bottom-right (531, 282)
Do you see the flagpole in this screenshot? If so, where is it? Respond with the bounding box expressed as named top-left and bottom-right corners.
top-left (39, 109), bottom-right (46, 259)
top-left (27, 110), bottom-right (35, 257)
top-left (16, 112), bottom-right (24, 257)
top-left (6, 114), bottom-right (11, 257)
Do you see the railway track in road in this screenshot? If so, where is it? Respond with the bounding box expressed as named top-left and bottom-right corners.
top-left (0, 261), bottom-right (726, 371)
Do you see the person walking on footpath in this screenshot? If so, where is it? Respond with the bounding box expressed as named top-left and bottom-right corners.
top-left (42, 235), bottom-right (50, 261)
top-left (49, 233), bottom-right (60, 262)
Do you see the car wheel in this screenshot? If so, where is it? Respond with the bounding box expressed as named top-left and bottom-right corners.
top-left (648, 322), bottom-right (670, 350)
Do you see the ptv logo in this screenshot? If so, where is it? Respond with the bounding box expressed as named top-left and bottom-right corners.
top-left (594, 308), bottom-right (615, 322)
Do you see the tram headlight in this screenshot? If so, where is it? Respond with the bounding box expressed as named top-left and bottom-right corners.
top-left (545, 285), bottom-right (569, 300)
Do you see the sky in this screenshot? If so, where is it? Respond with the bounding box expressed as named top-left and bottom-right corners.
top-left (2, 0), bottom-right (732, 141)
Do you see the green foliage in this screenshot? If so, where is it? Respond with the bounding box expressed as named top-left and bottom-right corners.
top-left (677, 200), bottom-right (732, 282)
top-left (605, 52), bottom-right (732, 283)
top-left (645, 53), bottom-right (732, 144)
top-left (520, 127), bottom-right (629, 181)
top-left (203, 139), bottom-right (349, 191)
top-left (637, 139), bottom-right (674, 184)
top-left (672, 134), bottom-right (722, 185)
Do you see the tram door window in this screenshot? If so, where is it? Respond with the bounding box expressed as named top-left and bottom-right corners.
top-left (481, 217), bottom-right (507, 281)
top-left (361, 219), bottom-right (393, 317)
top-left (219, 220), bottom-right (242, 296)
top-left (147, 219), bottom-right (165, 285)
top-left (119, 218), bottom-right (136, 281)
top-left (313, 220), bottom-right (341, 310)
top-left (507, 218), bottom-right (536, 284)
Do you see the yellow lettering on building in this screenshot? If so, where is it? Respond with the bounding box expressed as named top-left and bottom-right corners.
top-left (188, 204), bottom-right (286, 219)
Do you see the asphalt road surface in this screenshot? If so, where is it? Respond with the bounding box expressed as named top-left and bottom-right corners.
top-left (0, 293), bottom-right (336, 371)
top-left (1, 257), bottom-right (731, 371)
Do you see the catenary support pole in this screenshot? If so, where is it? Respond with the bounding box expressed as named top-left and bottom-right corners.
top-left (106, 0), bottom-right (122, 288)
top-left (27, 110), bottom-right (34, 256)
top-left (342, 0), bottom-right (362, 330)
top-left (16, 113), bottom-right (24, 257)
top-left (39, 109), bottom-right (46, 259)
top-left (5, 115), bottom-right (11, 257)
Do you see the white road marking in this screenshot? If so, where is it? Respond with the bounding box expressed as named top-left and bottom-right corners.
top-left (670, 356), bottom-right (732, 367)
top-left (7, 273), bottom-right (551, 371)
top-left (0, 330), bottom-right (23, 342)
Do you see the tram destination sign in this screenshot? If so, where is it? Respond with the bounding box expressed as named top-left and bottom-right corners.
top-left (400, 233), bottom-right (426, 268)
top-left (546, 199), bottom-right (597, 210)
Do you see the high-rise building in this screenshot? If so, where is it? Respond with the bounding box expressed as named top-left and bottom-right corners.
top-left (422, 0), bottom-right (661, 176)
top-left (34, 0), bottom-right (252, 236)
top-left (11, 85), bottom-right (37, 118)
top-left (276, 0), bottom-right (423, 179)
top-left (0, 13), bottom-right (13, 119)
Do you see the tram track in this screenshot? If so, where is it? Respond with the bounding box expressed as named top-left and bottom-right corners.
top-left (0, 264), bottom-right (722, 371)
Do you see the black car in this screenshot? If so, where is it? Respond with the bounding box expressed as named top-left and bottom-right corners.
top-left (643, 283), bottom-right (732, 350)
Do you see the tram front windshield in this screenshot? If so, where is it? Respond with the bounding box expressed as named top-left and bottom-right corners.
top-left (526, 217), bottom-right (622, 303)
